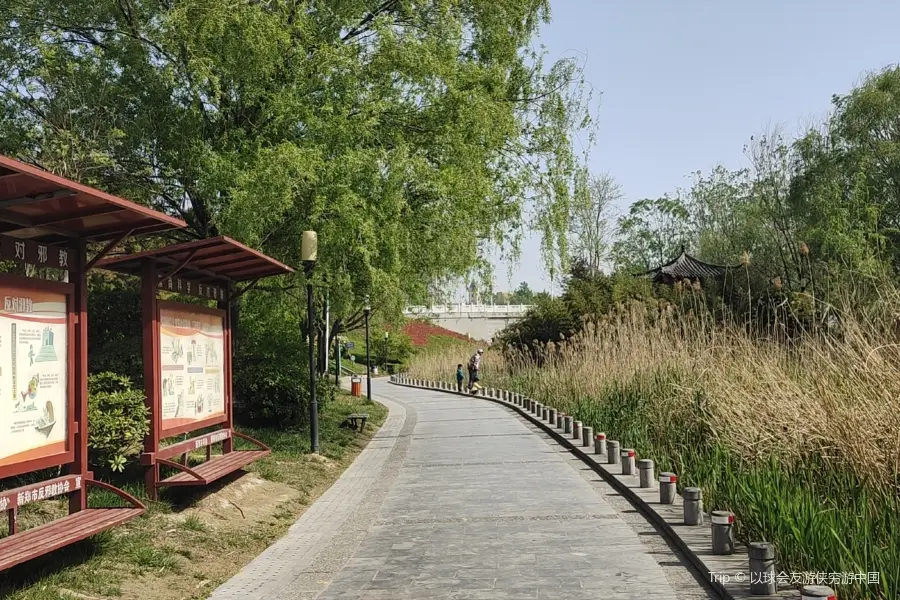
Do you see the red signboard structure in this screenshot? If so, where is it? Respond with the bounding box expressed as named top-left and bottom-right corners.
top-left (0, 155), bottom-right (186, 572)
top-left (96, 236), bottom-right (293, 500)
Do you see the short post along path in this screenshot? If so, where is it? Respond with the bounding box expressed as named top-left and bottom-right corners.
top-left (212, 381), bottom-right (712, 600)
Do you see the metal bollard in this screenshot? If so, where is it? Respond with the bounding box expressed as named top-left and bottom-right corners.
top-left (621, 449), bottom-right (636, 475)
top-left (800, 585), bottom-right (837, 600)
top-left (594, 433), bottom-right (606, 455)
top-left (542, 406), bottom-right (549, 421)
top-left (748, 542), bottom-right (776, 596)
top-left (548, 407), bottom-right (557, 424)
top-left (556, 412), bottom-right (564, 429)
top-left (564, 416), bottom-right (572, 434)
top-left (683, 487), bottom-right (703, 525)
top-left (711, 511), bottom-right (735, 555)
top-left (572, 421), bottom-right (582, 441)
top-left (607, 440), bottom-right (620, 465)
top-left (658, 472), bottom-right (677, 504)
top-left (582, 426), bottom-right (593, 448)
top-left (638, 459), bottom-right (655, 488)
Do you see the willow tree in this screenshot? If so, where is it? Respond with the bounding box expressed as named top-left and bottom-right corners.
top-left (0, 0), bottom-right (594, 344)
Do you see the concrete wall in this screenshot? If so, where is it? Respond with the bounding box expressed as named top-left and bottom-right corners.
top-left (404, 305), bottom-right (532, 341)
top-left (426, 314), bottom-right (519, 341)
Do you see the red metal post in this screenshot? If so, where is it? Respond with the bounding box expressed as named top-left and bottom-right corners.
top-left (219, 285), bottom-right (234, 454)
top-left (142, 259), bottom-right (161, 501)
top-left (69, 241), bottom-right (88, 514)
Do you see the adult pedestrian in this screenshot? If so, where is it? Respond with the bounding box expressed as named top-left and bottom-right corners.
top-left (467, 348), bottom-right (484, 392)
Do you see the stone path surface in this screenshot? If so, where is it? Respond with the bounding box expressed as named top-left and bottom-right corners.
top-left (212, 381), bottom-right (713, 600)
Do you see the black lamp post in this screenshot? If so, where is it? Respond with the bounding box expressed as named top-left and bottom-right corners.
top-left (383, 331), bottom-right (389, 370)
top-left (301, 231), bottom-right (319, 453)
top-left (364, 295), bottom-right (372, 402)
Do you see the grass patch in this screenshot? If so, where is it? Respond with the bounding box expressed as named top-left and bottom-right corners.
top-left (0, 390), bottom-right (387, 600)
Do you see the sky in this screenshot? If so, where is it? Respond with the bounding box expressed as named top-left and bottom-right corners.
top-left (483, 0), bottom-right (900, 297)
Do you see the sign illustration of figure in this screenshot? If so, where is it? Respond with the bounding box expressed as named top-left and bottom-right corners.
top-left (28, 344), bottom-right (34, 366)
top-left (171, 339), bottom-right (184, 363)
top-left (16, 374), bottom-right (40, 412)
top-left (34, 400), bottom-right (56, 437)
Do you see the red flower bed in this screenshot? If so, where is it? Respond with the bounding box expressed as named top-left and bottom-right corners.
top-left (402, 320), bottom-right (469, 347)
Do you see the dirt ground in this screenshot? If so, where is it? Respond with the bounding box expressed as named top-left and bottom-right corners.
top-left (117, 473), bottom-right (303, 600)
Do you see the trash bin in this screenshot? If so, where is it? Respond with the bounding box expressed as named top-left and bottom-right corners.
top-left (351, 376), bottom-right (362, 397)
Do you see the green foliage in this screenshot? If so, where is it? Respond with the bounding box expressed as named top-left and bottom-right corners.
top-left (87, 277), bottom-right (143, 384)
top-left (0, 0), bottom-right (596, 341)
top-left (609, 66), bottom-right (900, 311)
top-left (498, 295), bottom-right (577, 359)
top-left (499, 260), bottom-right (656, 356)
top-left (87, 372), bottom-right (149, 474)
top-left (232, 291), bottom-right (311, 427)
top-left (508, 281), bottom-right (536, 305)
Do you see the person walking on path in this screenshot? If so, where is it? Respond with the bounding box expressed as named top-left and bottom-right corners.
top-left (467, 348), bottom-right (483, 392)
top-left (456, 363), bottom-right (465, 392)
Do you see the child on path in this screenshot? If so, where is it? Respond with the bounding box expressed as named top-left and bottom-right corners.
top-left (456, 364), bottom-right (464, 392)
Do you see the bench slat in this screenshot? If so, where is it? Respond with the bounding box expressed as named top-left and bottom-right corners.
top-left (159, 450), bottom-right (270, 486)
top-left (0, 508), bottom-right (144, 572)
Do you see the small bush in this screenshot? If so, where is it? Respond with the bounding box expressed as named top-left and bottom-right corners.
top-left (88, 372), bottom-right (149, 473)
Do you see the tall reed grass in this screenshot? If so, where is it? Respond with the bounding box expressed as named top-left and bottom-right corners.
top-left (409, 296), bottom-right (900, 599)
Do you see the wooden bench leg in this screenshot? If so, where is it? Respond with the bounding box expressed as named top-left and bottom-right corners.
top-left (145, 464), bottom-right (159, 502)
top-left (8, 507), bottom-right (17, 535)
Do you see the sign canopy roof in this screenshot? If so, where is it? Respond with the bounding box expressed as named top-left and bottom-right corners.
top-left (0, 155), bottom-right (186, 243)
top-left (96, 236), bottom-right (294, 284)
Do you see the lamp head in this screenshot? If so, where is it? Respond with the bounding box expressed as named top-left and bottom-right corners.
top-left (301, 230), bottom-right (318, 265)
top-left (364, 294), bottom-right (371, 314)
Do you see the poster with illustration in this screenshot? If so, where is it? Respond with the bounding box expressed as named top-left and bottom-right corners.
top-left (159, 305), bottom-right (226, 432)
top-left (0, 286), bottom-right (68, 468)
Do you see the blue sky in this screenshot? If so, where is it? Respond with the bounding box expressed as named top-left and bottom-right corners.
top-left (487, 0), bottom-right (900, 295)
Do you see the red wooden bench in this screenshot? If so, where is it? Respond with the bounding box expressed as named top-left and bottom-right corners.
top-left (144, 429), bottom-right (270, 489)
top-left (1, 476), bottom-right (145, 572)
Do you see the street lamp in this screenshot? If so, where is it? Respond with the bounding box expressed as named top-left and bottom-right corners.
top-left (334, 335), bottom-right (341, 386)
top-left (364, 295), bottom-right (372, 402)
top-left (383, 331), bottom-right (389, 369)
top-left (301, 230), bottom-right (319, 453)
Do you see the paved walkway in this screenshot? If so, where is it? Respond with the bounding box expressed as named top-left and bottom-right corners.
top-left (212, 381), bottom-right (712, 600)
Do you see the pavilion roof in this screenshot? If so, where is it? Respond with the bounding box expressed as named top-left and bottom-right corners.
top-left (639, 247), bottom-right (739, 283)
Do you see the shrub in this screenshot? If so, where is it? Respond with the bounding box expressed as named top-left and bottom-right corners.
top-left (88, 372), bottom-right (149, 473)
top-left (232, 292), bottom-right (320, 426)
top-left (87, 280), bottom-right (144, 384)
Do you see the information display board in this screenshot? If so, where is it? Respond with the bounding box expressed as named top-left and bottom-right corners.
top-left (158, 304), bottom-right (226, 434)
top-left (0, 285), bottom-right (69, 468)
